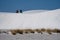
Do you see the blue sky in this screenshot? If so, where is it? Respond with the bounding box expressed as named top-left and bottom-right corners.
top-left (0, 0), bottom-right (60, 13)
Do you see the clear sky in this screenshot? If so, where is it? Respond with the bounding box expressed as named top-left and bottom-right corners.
top-left (0, 0), bottom-right (60, 13)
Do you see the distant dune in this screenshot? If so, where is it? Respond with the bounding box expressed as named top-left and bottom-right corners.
top-left (0, 9), bottom-right (60, 29)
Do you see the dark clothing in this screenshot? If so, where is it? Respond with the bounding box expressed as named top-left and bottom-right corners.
top-left (20, 10), bottom-right (22, 13)
top-left (16, 10), bottom-right (19, 13)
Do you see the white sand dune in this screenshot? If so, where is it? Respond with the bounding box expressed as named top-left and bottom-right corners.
top-left (0, 9), bottom-right (60, 40)
top-left (0, 33), bottom-right (60, 40)
top-left (0, 9), bottom-right (60, 29)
